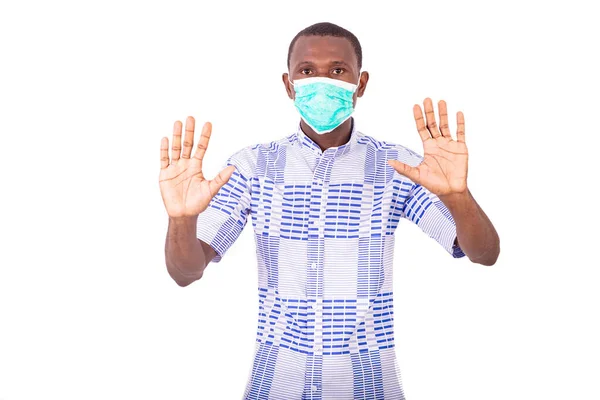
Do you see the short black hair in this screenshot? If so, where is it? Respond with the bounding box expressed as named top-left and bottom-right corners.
top-left (287, 22), bottom-right (363, 70)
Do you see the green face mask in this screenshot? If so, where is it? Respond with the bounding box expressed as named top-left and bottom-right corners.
top-left (290, 76), bottom-right (359, 134)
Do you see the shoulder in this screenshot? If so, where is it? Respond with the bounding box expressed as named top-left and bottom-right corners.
top-left (354, 130), bottom-right (424, 168)
top-left (225, 133), bottom-right (296, 177)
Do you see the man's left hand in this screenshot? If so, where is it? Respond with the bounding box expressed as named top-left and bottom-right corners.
top-left (388, 98), bottom-right (468, 197)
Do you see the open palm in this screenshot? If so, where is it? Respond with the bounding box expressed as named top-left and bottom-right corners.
top-left (159, 117), bottom-right (235, 218)
top-left (388, 98), bottom-right (468, 196)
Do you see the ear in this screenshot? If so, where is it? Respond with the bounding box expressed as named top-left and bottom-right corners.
top-left (357, 71), bottom-right (369, 98)
top-left (282, 73), bottom-right (294, 100)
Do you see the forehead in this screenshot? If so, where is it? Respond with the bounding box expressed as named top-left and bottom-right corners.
top-left (290, 35), bottom-right (358, 68)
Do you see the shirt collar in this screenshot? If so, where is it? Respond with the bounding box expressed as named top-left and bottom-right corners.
top-left (295, 118), bottom-right (358, 159)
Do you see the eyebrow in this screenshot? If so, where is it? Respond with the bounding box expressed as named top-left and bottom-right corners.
top-left (330, 60), bottom-right (351, 66)
top-left (294, 60), bottom-right (353, 69)
top-left (296, 61), bottom-right (316, 67)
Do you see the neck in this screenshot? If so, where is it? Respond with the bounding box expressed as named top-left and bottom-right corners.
top-left (300, 118), bottom-right (353, 151)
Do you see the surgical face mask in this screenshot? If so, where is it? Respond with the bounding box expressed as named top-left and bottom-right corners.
top-left (289, 75), bottom-right (360, 134)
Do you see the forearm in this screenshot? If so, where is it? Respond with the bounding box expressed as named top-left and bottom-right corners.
top-left (439, 189), bottom-right (500, 265)
top-left (165, 216), bottom-right (207, 286)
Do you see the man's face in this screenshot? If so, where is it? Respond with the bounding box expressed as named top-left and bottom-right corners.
top-left (283, 35), bottom-right (368, 107)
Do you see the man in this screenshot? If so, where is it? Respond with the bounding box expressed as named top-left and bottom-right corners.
top-left (159, 22), bottom-right (499, 400)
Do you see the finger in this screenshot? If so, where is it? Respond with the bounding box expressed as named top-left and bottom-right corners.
top-left (181, 116), bottom-right (196, 159)
top-left (456, 111), bottom-right (466, 143)
top-left (438, 100), bottom-right (451, 138)
top-left (193, 122), bottom-right (212, 163)
top-left (160, 137), bottom-right (169, 169)
top-left (387, 159), bottom-right (421, 184)
top-left (208, 165), bottom-right (236, 197)
top-left (413, 105), bottom-right (431, 142)
top-left (423, 98), bottom-right (441, 138)
top-left (171, 120), bottom-right (183, 162)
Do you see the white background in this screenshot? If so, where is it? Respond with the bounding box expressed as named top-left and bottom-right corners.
top-left (1, 0), bottom-right (598, 399)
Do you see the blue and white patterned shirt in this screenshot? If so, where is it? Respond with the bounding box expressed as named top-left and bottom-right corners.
top-left (196, 120), bottom-right (465, 400)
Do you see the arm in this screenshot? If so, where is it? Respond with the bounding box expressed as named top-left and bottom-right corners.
top-left (388, 98), bottom-right (500, 265)
top-left (439, 190), bottom-right (500, 265)
top-left (165, 216), bottom-right (217, 287)
top-left (159, 116), bottom-right (235, 286)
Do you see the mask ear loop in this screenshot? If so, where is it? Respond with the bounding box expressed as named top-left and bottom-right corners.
top-left (355, 71), bottom-right (362, 93)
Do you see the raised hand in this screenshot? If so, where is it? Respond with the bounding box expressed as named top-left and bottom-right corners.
top-left (388, 98), bottom-right (468, 197)
top-left (159, 117), bottom-right (235, 218)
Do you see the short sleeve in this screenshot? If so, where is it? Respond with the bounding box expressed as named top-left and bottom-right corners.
top-left (402, 183), bottom-right (466, 259)
top-left (196, 150), bottom-right (254, 263)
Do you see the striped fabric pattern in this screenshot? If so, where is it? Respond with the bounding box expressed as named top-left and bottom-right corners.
top-left (196, 120), bottom-right (465, 400)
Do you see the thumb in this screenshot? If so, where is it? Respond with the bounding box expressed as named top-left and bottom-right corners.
top-left (208, 165), bottom-right (236, 197)
top-left (387, 159), bottom-right (421, 183)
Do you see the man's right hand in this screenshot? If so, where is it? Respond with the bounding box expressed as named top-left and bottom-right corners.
top-left (159, 116), bottom-right (235, 219)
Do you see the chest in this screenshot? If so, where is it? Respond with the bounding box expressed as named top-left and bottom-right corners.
top-left (248, 155), bottom-right (413, 239)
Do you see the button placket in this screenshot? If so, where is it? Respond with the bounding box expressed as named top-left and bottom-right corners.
top-left (312, 297), bottom-right (324, 355)
top-left (306, 150), bottom-right (333, 358)
top-left (306, 174), bottom-right (322, 300)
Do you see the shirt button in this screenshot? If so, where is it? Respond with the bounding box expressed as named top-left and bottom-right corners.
top-left (315, 345), bottom-right (322, 352)
top-left (312, 384), bottom-right (319, 392)
top-left (311, 262), bottom-right (317, 269)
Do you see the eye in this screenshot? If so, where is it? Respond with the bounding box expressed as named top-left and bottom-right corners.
top-left (300, 68), bottom-right (313, 75)
top-left (332, 68), bottom-right (344, 75)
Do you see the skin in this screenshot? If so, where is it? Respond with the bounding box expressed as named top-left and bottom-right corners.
top-left (160, 34), bottom-right (500, 287)
top-left (387, 99), bottom-right (500, 265)
top-left (160, 119), bottom-right (224, 286)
